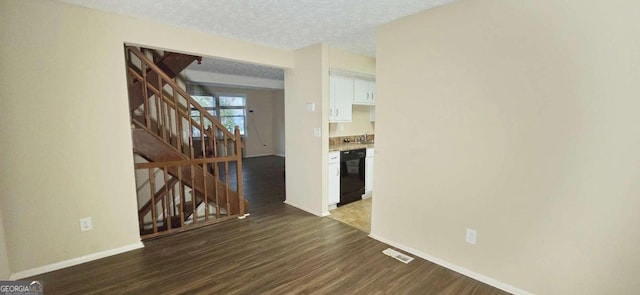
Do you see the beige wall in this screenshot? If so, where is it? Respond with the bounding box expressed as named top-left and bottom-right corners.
top-left (328, 46), bottom-right (375, 76)
top-left (284, 44), bottom-right (329, 216)
top-left (272, 90), bottom-right (286, 156)
top-left (373, 0), bottom-right (640, 294)
top-left (245, 89), bottom-right (280, 157)
top-left (0, 208), bottom-right (9, 279)
top-left (189, 85), bottom-right (283, 157)
top-left (0, 0), bottom-right (292, 275)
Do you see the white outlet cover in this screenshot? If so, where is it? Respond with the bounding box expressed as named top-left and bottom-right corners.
top-left (313, 127), bottom-right (321, 137)
top-left (80, 217), bottom-right (93, 232)
top-left (466, 228), bottom-right (477, 245)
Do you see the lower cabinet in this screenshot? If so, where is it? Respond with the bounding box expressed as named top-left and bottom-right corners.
top-left (328, 151), bottom-right (340, 207)
top-left (365, 148), bottom-right (374, 194)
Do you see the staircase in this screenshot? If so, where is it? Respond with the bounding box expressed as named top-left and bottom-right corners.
top-left (125, 46), bottom-right (248, 239)
top-left (128, 50), bottom-right (201, 112)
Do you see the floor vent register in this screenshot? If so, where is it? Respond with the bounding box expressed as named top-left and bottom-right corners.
top-left (383, 248), bottom-right (414, 264)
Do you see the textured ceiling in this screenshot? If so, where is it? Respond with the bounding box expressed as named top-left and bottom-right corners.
top-left (188, 57), bottom-right (285, 80)
top-left (58, 0), bottom-right (456, 84)
top-left (57, 0), bottom-right (456, 57)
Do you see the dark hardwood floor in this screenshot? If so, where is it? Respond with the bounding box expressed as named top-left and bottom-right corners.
top-left (29, 156), bottom-right (508, 295)
top-left (241, 155), bottom-right (286, 214)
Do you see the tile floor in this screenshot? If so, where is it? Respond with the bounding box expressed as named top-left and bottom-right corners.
top-left (328, 197), bottom-right (372, 233)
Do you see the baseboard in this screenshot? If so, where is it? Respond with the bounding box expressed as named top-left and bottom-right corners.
top-left (367, 234), bottom-right (533, 295)
top-left (10, 242), bottom-right (144, 280)
top-left (244, 153), bottom-right (274, 158)
top-left (244, 153), bottom-right (285, 158)
top-left (283, 200), bottom-right (324, 217)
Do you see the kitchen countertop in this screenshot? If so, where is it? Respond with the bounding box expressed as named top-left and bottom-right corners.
top-left (329, 142), bottom-right (374, 152)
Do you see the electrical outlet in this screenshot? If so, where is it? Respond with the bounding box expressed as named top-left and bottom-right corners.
top-left (313, 127), bottom-right (321, 137)
top-left (465, 228), bottom-right (477, 245)
top-left (80, 217), bottom-right (93, 232)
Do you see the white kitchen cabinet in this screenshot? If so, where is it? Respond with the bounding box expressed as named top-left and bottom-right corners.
top-left (353, 78), bottom-right (376, 105)
top-left (365, 148), bottom-right (374, 194)
top-left (329, 74), bottom-right (353, 122)
top-left (328, 151), bottom-right (340, 207)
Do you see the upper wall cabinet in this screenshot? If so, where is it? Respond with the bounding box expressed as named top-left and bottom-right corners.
top-left (353, 78), bottom-right (376, 105)
top-left (329, 74), bottom-right (353, 122)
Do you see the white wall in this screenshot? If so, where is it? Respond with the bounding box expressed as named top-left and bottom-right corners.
top-left (245, 90), bottom-right (275, 157)
top-left (284, 44), bottom-right (329, 216)
top-left (0, 207), bottom-right (10, 279)
top-left (185, 69), bottom-right (284, 90)
top-left (0, 0), bottom-right (292, 276)
top-left (373, 0), bottom-right (640, 294)
top-left (272, 90), bottom-right (286, 156)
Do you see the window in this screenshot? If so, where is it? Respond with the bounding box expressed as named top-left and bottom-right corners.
top-left (189, 93), bottom-right (246, 137)
top-left (219, 95), bottom-right (246, 136)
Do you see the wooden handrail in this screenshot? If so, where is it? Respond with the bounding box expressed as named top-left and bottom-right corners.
top-left (126, 46), bottom-right (236, 139)
top-left (135, 160), bottom-right (243, 238)
top-left (134, 156), bottom-right (238, 169)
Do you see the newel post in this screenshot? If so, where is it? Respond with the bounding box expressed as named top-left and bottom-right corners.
top-left (234, 126), bottom-right (246, 215)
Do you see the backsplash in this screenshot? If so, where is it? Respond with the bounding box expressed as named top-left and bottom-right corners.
top-left (328, 105), bottom-right (374, 137)
top-left (329, 134), bottom-right (375, 145)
